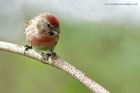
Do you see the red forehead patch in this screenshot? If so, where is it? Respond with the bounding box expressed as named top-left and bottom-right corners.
top-left (47, 14), bottom-right (60, 26)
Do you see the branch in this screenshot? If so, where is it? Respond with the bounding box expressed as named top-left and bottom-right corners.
top-left (0, 41), bottom-right (110, 93)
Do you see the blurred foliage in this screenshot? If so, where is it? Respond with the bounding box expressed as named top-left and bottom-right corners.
top-left (0, 21), bottom-right (140, 93)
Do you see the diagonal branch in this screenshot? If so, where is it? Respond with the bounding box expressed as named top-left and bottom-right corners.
top-left (0, 41), bottom-right (110, 93)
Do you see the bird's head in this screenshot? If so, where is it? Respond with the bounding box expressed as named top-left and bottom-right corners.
top-left (36, 13), bottom-right (60, 35)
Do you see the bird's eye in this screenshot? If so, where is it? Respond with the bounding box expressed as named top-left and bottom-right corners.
top-left (44, 23), bottom-right (52, 29)
top-left (47, 24), bottom-right (51, 28)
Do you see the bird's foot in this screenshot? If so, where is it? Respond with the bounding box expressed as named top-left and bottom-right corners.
top-left (25, 45), bottom-right (32, 50)
top-left (47, 52), bottom-right (57, 58)
top-left (24, 45), bottom-right (32, 54)
top-left (41, 52), bottom-right (58, 61)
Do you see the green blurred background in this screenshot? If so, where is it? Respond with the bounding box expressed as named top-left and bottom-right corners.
top-left (0, 0), bottom-right (140, 93)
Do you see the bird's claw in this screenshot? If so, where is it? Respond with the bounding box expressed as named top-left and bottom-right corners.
top-left (41, 52), bottom-right (58, 61)
top-left (24, 45), bottom-right (32, 54)
top-left (25, 45), bottom-right (32, 50)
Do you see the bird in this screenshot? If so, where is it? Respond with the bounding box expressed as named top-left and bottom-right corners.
top-left (24, 13), bottom-right (60, 59)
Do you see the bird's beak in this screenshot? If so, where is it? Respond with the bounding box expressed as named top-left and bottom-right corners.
top-left (53, 26), bottom-right (60, 34)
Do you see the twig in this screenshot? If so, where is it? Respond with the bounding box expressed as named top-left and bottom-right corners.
top-left (0, 41), bottom-right (110, 93)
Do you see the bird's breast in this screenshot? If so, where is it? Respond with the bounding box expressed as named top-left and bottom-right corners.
top-left (28, 32), bottom-right (58, 49)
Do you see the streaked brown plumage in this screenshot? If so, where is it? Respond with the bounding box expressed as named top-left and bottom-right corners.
top-left (25, 13), bottom-right (60, 54)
